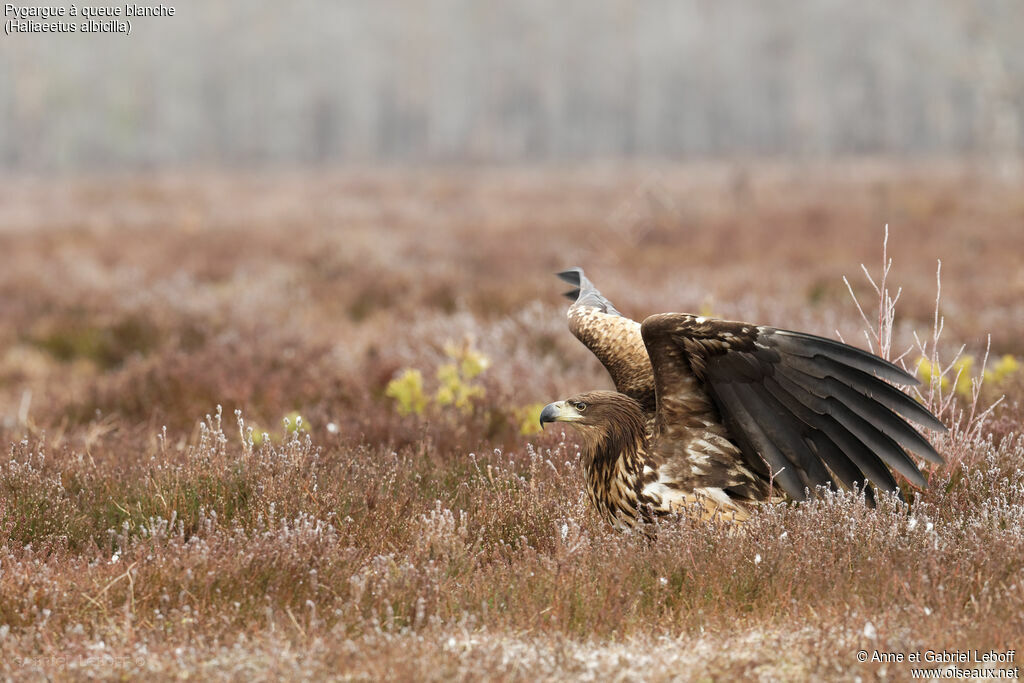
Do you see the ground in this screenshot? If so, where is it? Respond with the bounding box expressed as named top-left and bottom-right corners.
top-left (0, 162), bottom-right (1022, 680)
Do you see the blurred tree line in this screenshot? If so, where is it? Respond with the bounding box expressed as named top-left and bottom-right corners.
top-left (1, 0), bottom-right (1021, 170)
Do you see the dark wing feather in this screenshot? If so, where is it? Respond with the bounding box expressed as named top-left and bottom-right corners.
top-left (558, 268), bottom-right (656, 411)
top-left (781, 353), bottom-right (946, 433)
top-left (771, 330), bottom-right (919, 385)
top-left (557, 268), bottom-right (622, 315)
top-left (760, 375), bottom-right (885, 494)
top-left (712, 383), bottom-right (809, 498)
top-left (640, 313), bottom-right (946, 500)
top-left (775, 360), bottom-right (943, 464)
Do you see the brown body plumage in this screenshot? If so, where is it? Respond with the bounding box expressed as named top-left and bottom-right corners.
top-left (541, 268), bottom-right (947, 531)
top-left (541, 391), bottom-right (752, 530)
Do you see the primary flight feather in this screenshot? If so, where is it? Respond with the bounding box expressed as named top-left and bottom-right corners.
top-left (541, 267), bottom-right (947, 530)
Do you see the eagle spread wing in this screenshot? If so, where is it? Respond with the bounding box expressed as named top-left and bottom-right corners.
top-left (558, 268), bottom-right (656, 412)
top-left (640, 313), bottom-right (945, 501)
top-left (550, 268), bottom-right (946, 512)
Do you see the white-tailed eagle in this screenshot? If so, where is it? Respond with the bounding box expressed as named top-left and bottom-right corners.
top-left (540, 268), bottom-right (946, 530)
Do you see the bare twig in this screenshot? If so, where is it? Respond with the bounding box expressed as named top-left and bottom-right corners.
top-left (844, 228), bottom-right (1003, 474)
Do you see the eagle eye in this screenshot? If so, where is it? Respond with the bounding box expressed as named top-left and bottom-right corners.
top-left (573, 401), bottom-right (587, 412)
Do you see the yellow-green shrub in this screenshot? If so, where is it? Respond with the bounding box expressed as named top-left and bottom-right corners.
top-left (918, 353), bottom-right (1020, 397)
top-left (385, 341), bottom-right (491, 417)
top-left (515, 403), bottom-right (546, 436)
top-left (385, 368), bottom-right (429, 416)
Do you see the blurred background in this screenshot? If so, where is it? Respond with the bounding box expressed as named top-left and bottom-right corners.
top-left (2, 0), bottom-right (1023, 171)
top-left (1, 1), bottom-right (1023, 439)
top-left (5, 5), bottom-right (1024, 674)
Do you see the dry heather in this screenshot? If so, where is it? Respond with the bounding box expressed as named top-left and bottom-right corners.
top-left (0, 163), bottom-right (1022, 680)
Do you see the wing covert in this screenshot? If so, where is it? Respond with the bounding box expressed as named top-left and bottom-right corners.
top-left (558, 268), bottom-right (656, 411)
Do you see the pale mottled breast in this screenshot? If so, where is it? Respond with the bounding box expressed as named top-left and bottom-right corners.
top-left (639, 475), bottom-right (751, 523)
top-left (584, 473), bottom-right (641, 531)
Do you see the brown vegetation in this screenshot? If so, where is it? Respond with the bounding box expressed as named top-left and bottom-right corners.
top-left (0, 163), bottom-right (1022, 679)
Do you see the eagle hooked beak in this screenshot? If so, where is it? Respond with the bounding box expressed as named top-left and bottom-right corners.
top-left (539, 400), bottom-right (581, 429)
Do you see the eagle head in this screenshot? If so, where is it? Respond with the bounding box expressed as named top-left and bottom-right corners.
top-left (539, 391), bottom-right (646, 447)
